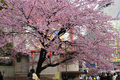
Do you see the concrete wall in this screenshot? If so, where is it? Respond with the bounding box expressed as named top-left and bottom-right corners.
top-left (0, 66), bottom-right (14, 77)
top-left (15, 56), bottom-right (29, 74)
top-left (58, 63), bottom-right (79, 72)
top-left (0, 56), bottom-right (29, 77)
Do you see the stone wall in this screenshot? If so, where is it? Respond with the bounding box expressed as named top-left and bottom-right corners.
top-left (0, 66), bottom-right (14, 77)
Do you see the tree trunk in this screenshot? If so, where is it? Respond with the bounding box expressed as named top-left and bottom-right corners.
top-left (36, 48), bottom-right (47, 78)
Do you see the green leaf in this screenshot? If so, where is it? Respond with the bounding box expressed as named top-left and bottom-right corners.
top-left (1, 0), bottom-right (4, 3)
top-left (0, 6), bottom-right (3, 10)
top-left (1, 0), bottom-right (8, 6)
top-left (6, 43), bottom-right (13, 48)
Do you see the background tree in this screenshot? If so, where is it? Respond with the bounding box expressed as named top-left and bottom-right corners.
top-left (0, 0), bottom-right (120, 78)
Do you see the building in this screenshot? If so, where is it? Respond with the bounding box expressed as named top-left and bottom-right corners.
top-left (100, 0), bottom-right (120, 71)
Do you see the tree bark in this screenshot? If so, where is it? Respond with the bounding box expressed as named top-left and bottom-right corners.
top-left (36, 48), bottom-right (47, 78)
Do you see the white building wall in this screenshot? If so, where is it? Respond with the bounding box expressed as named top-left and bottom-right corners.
top-left (58, 63), bottom-right (79, 71)
top-left (102, 0), bottom-right (120, 18)
top-left (0, 66), bottom-right (14, 77)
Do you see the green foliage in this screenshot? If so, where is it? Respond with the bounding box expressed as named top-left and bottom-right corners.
top-left (6, 43), bottom-right (13, 49)
top-left (0, 29), bottom-right (13, 55)
top-left (0, 29), bottom-right (5, 35)
top-left (0, 43), bottom-right (13, 66)
top-left (1, 0), bottom-right (7, 6)
top-left (0, 6), bottom-right (3, 10)
top-left (0, 43), bottom-right (13, 55)
top-left (0, 0), bottom-right (8, 10)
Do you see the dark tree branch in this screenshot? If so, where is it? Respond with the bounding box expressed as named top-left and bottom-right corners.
top-left (19, 8), bottom-right (27, 20)
top-left (36, 48), bottom-right (47, 78)
top-left (41, 51), bottom-right (77, 71)
top-left (41, 56), bottom-right (74, 71)
top-left (27, 3), bottom-right (35, 20)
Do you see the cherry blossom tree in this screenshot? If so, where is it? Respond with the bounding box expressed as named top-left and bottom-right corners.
top-left (0, 0), bottom-right (120, 78)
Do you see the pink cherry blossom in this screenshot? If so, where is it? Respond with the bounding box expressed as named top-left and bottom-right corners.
top-left (0, 0), bottom-right (120, 78)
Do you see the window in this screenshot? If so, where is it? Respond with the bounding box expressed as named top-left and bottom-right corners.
top-left (17, 58), bottom-right (21, 62)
